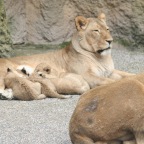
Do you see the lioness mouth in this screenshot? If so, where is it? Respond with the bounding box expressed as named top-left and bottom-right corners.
top-left (97, 47), bottom-right (111, 54)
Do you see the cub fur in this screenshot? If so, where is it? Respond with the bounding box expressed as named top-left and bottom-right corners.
top-left (4, 69), bottom-right (45, 101)
top-left (4, 69), bottom-right (68, 100)
top-left (31, 63), bottom-right (90, 94)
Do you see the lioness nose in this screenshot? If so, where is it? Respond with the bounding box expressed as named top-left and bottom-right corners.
top-left (106, 40), bottom-right (113, 45)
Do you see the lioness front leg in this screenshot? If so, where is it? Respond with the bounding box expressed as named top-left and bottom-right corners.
top-left (109, 69), bottom-right (135, 80)
top-left (82, 73), bottom-right (115, 88)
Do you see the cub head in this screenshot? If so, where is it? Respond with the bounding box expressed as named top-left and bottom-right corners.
top-left (31, 63), bottom-right (58, 79)
top-left (5, 68), bottom-right (27, 78)
top-left (4, 68), bottom-right (21, 88)
top-left (75, 13), bottom-right (113, 55)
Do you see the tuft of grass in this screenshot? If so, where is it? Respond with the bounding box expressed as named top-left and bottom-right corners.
top-left (11, 41), bottom-right (71, 57)
top-left (114, 38), bottom-right (131, 47)
top-left (59, 41), bottom-right (71, 48)
top-left (12, 41), bottom-right (71, 50)
top-left (114, 38), bottom-right (144, 52)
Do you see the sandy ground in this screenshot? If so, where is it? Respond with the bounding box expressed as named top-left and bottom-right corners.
top-left (0, 44), bottom-right (144, 144)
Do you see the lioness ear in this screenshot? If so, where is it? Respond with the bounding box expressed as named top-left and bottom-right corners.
top-left (98, 13), bottom-right (106, 22)
top-left (75, 16), bottom-right (88, 31)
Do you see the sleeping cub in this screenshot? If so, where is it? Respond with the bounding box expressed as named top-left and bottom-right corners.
top-left (3, 68), bottom-right (68, 100)
top-left (4, 68), bottom-right (45, 100)
top-left (30, 63), bottom-right (90, 95)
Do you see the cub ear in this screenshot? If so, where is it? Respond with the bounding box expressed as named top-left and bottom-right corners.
top-left (7, 68), bottom-right (12, 72)
top-left (44, 66), bottom-right (51, 74)
top-left (75, 16), bottom-right (88, 31)
top-left (21, 68), bottom-right (27, 75)
top-left (98, 13), bottom-right (106, 22)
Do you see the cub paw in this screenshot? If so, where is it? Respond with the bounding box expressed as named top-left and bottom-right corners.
top-left (63, 95), bottom-right (72, 99)
top-left (0, 89), bottom-right (14, 100)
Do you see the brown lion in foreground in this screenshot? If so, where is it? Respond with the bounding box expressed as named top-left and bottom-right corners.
top-left (69, 73), bottom-right (144, 144)
top-left (0, 13), bottom-right (133, 99)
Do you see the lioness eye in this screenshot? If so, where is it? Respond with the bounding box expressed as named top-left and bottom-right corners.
top-left (94, 30), bottom-right (99, 32)
top-left (107, 28), bottom-right (109, 31)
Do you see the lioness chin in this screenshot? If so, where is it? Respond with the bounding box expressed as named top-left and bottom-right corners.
top-left (0, 13), bottom-right (133, 99)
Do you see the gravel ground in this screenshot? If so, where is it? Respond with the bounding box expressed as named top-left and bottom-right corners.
top-left (0, 44), bottom-right (144, 144)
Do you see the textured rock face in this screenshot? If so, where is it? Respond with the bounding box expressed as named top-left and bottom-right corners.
top-left (4, 0), bottom-right (144, 47)
top-left (0, 0), bottom-right (12, 57)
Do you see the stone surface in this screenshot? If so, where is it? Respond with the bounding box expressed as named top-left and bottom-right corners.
top-left (0, 0), bottom-right (12, 57)
top-left (0, 46), bottom-right (144, 144)
top-left (4, 0), bottom-right (144, 48)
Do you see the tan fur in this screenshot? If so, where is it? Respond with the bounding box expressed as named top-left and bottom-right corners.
top-left (50, 73), bottom-right (90, 95)
top-left (0, 13), bottom-right (133, 96)
top-left (69, 73), bottom-right (144, 144)
top-left (31, 63), bottom-right (90, 94)
top-left (4, 70), bottom-right (45, 101)
top-left (31, 62), bottom-right (59, 79)
top-left (4, 69), bottom-right (68, 100)
top-left (29, 77), bottom-right (69, 99)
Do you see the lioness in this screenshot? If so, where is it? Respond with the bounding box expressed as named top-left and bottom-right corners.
top-left (69, 73), bottom-right (144, 144)
top-left (30, 63), bottom-right (90, 94)
top-left (0, 13), bottom-right (133, 98)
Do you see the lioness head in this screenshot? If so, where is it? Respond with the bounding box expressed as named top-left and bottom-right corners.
top-left (74, 13), bottom-right (113, 55)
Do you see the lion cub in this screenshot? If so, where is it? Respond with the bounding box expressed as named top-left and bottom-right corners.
top-left (4, 68), bottom-right (45, 100)
top-left (31, 63), bottom-right (90, 95)
top-left (4, 68), bottom-right (67, 100)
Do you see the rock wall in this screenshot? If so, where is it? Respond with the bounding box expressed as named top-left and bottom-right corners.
top-left (4, 0), bottom-right (144, 48)
top-left (0, 0), bottom-right (12, 57)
